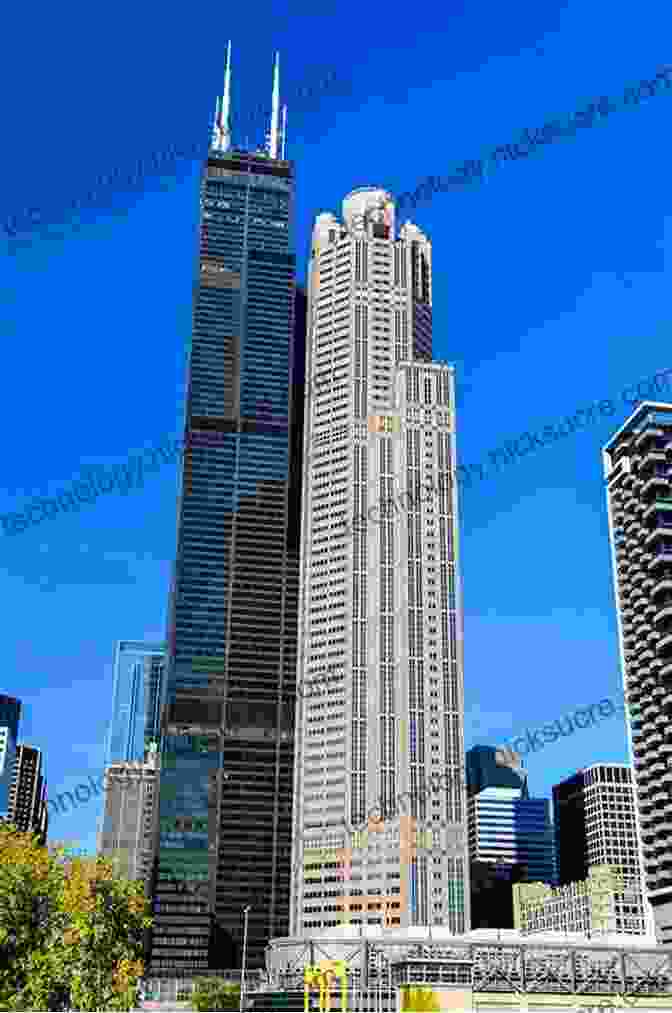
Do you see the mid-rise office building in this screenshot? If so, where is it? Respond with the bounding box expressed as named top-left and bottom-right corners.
top-left (467, 785), bottom-right (555, 884)
top-left (6, 744), bottom-right (48, 845)
top-left (151, 44), bottom-right (302, 974)
top-left (0, 695), bottom-right (21, 820)
top-left (466, 745), bottom-right (536, 928)
top-left (291, 187), bottom-right (469, 936)
top-left (603, 398), bottom-right (672, 942)
top-left (98, 751), bottom-right (160, 891)
top-left (105, 641), bottom-right (166, 766)
top-left (553, 764), bottom-right (648, 936)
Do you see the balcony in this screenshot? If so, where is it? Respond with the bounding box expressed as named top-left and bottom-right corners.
top-left (653, 579), bottom-right (672, 597)
top-left (635, 427), bottom-right (665, 449)
top-left (661, 662), bottom-right (672, 680)
top-left (649, 552), bottom-right (672, 571)
top-left (645, 526), bottom-right (672, 548)
top-left (655, 605), bottom-right (672, 625)
top-left (641, 451), bottom-right (669, 470)
top-left (644, 499), bottom-right (672, 521)
top-left (642, 475), bottom-right (670, 497)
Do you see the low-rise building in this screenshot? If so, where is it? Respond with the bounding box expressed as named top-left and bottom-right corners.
top-left (513, 863), bottom-right (649, 938)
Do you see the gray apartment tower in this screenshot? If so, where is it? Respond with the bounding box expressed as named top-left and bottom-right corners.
top-left (150, 44), bottom-right (302, 974)
top-left (604, 397), bottom-right (672, 942)
top-left (291, 189), bottom-right (469, 935)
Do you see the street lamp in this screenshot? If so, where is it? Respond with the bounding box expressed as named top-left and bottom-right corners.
top-left (239, 905), bottom-right (251, 1012)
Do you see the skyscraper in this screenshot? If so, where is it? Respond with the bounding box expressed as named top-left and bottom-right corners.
top-left (552, 763), bottom-right (647, 936)
top-left (291, 190), bottom-right (469, 935)
top-left (603, 399), bottom-right (672, 942)
top-left (104, 641), bottom-right (166, 766)
top-left (0, 695), bottom-right (21, 820)
top-left (150, 44), bottom-right (301, 974)
top-left (6, 744), bottom-right (47, 845)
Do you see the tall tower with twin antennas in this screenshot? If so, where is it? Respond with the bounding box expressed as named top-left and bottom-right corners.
top-left (148, 43), bottom-right (304, 975)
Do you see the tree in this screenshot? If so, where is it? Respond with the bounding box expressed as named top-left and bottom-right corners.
top-left (189, 976), bottom-right (241, 1010)
top-left (0, 823), bottom-right (152, 1011)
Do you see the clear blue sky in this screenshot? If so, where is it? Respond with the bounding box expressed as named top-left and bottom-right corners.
top-left (1, 0), bottom-right (670, 856)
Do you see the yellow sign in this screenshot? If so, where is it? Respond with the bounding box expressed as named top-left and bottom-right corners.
top-left (303, 960), bottom-right (348, 1011)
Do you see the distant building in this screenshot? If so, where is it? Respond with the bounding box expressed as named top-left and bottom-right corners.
top-left (0, 695), bottom-right (21, 820)
top-left (553, 763), bottom-right (648, 936)
top-left (465, 746), bottom-right (555, 928)
top-left (513, 864), bottom-right (650, 938)
top-left (466, 744), bottom-right (528, 798)
top-left (466, 745), bottom-right (555, 882)
top-left (470, 860), bottom-right (527, 929)
top-left (104, 640), bottom-right (166, 766)
top-left (98, 751), bottom-right (160, 893)
top-left (7, 744), bottom-right (48, 845)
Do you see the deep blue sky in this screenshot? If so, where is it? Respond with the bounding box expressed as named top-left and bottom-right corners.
top-left (1, 0), bottom-right (670, 856)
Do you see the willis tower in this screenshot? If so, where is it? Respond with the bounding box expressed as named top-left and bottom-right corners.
top-left (149, 43), bottom-right (304, 974)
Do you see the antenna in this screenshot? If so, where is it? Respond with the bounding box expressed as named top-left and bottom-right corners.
top-left (269, 51), bottom-right (280, 158)
top-left (218, 40), bottom-right (232, 153)
top-left (211, 95), bottom-right (221, 149)
top-left (281, 104), bottom-right (287, 159)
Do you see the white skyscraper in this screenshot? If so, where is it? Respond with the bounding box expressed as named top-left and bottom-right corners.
top-left (291, 187), bottom-right (469, 936)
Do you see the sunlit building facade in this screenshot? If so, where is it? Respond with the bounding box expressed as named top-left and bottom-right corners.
top-left (291, 188), bottom-right (469, 936)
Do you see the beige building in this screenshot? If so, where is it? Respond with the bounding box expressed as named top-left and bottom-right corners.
top-left (97, 749), bottom-right (160, 891)
top-left (513, 864), bottom-right (649, 938)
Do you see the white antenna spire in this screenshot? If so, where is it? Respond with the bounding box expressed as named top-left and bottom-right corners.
top-left (211, 95), bottom-right (221, 149)
top-left (218, 40), bottom-right (232, 153)
top-left (281, 104), bottom-right (287, 160)
top-left (269, 51), bottom-right (280, 159)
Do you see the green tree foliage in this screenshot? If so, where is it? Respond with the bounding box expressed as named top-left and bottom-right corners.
top-left (189, 976), bottom-right (241, 1010)
top-left (0, 823), bottom-right (152, 1011)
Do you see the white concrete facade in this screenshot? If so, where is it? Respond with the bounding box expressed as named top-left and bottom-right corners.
top-left (291, 188), bottom-right (468, 937)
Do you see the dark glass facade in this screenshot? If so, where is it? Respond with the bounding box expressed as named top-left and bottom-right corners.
top-left (466, 745), bottom-right (529, 799)
top-left (149, 145), bottom-right (303, 974)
